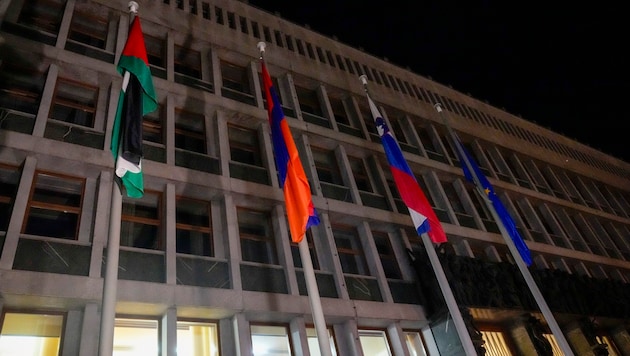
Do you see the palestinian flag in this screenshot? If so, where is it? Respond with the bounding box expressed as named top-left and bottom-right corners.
top-left (110, 16), bottom-right (157, 198)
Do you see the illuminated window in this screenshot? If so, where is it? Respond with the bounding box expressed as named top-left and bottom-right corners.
top-left (306, 327), bottom-right (337, 356)
top-left (177, 320), bottom-right (219, 356)
top-left (358, 329), bottom-right (391, 356)
top-left (0, 311), bottom-right (64, 356)
top-left (113, 318), bottom-right (158, 355)
top-left (404, 331), bottom-right (428, 356)
top-left (250, 324), bottom-right (292, 355)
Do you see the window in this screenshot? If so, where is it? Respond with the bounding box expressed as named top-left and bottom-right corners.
top-left (214, 6), bottom-right (224, 24)
top-left (221, 61), bottom-right (255, 105)
top-left (23, 171), bottom-right (84, 239)
top-left (239, 16), bottom-right (248, 34)
top-left (358, 329), bottom-right (392, 356)
top-left (330, 96), bottom-right (362, 138)
top-left (333, 226), bottom-right (368, 275)
top-left (174, 45), bottom-right (202, 80)
top-left (0, 61), bottom-right (43, 133)
top-left (273, 30), bottom-right (284, 47)
top-left (468, 186), bottom-right (499, 233)
top-left (228, 124), bottom-right (268, 184)
top-left (144, 34), bottom-right (167, 78)
top-left (480, 329), bottom-right (512, 355)
top-left (404, 331), bottom-right (428, 356)
top-left (415, 123), bottom-right (448, 164)
top-left (263, 26), bottom-right (272, 42)
top-left (505, 154), bottom-right (533, 189)
top-left (141, 103), bottom-right (165, 162)
top-left (64, 3), bottom-right (116, 61)
top-left (251, 324), bottom-right (292, 355)
top-left (67, 3), bottom-right (112, 51)
top-left (348, 156), bottom-right (389, 210)
top-left (175, 109), bottom-right (206, 154)
top-left (12, 0), bottom-right (65, 44)
top-left (295, 85), bottom-right (329, 128)
top-left (389, 114), bottom-right (420, 155)
top-left (306, 327), bottom-right (338, 356)
top-left (358, 101), bottom-right (379, 142)
top-left (373, 231), bottom-right (402, 279)
top-left (176, 197), bottom-right (213, 257)
top-left (49, 77), bottom-right (98, 128)
top-left (291, 230), bottom-right (319, 269)
top-left (442, 181), bottom-right (477, 229)
top-left (177, 320), bottom-right (219, 356)
top-left (0, 311), bottom-right (65, 355)
top-left (121, 191), bottom-right (162, 250)
top-left (0, 164), bottom-right (20, 232)
top-left (174, 109), bottom-right (219, 174)
top-left (226, 11), bottom-right (236, 29)
top-left (522, 160), bottom-right (553, 196)
top-left (238, 208), bottom-right (278, 264)
top-left (113, 318), bottom-right (159, 355)
top-left (312, 147), bottom-right (350, 202)
top-left (251, 21), bottom-right (260, 38)
top-left (201, 2), bottom-right (211, 20)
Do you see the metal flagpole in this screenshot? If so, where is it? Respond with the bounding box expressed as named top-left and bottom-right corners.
top-left (435, 103), bottom-right (575, 355)
top-left (298, 237), bottom-right (333, 356)
top-left (99, 2), bottom-right (138, 355)
top-left (358, 76), bottom-right (477, 355)
top-left (257, 41), bottom-right (332, 356)
top-left (419, 232), bottom-right (479, 355)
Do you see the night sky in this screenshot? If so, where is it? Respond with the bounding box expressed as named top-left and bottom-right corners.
top-left (247, 1), bottom-right (629, 163)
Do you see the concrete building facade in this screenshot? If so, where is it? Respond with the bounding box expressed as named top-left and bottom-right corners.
top-left (1, 0), bottom-right (630, 354)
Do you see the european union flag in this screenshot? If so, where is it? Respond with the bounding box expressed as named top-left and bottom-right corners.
top-left (454, 138), bottom-right (532, 266)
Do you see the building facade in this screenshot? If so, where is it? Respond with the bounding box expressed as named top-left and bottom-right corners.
top-left (1, 0), bottom-right (630, 355)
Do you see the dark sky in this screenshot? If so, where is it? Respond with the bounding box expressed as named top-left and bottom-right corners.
top-left (247, 1), bottom-right (629, 163)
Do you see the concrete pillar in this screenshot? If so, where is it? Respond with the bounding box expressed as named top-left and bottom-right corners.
top-left (78, 303), bottom-right (100, 356)
top-left (161, 307), bottom-right (177, 356)
top-left (611, 326), bottom-right (630, 356)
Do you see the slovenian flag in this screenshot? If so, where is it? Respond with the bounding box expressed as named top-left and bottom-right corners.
top-left (261, 60), bottom-right (319, 243)
top-left (110, 16), bottom-right (157, 198)
top-left (452, 137), bottom-right (532, 265)
top-left (366, 94), bottom-right (447, 244)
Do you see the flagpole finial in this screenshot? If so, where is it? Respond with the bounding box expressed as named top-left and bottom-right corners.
top-left (434, 103), bottom-right (443, 113)
top-left (359, 75), bottom-right (368, 86)
top-left (128, 1), bottom-right (139, 14)
top-left (257, 41), bottom-right (266, 58)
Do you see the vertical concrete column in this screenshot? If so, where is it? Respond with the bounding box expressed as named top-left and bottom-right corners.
top-left (0, 156), bottom-right (36, 269)
top-left (78, 303), bottom-right (100, 356)
top-left (32, 64), bottom-right (58, 137)
top-left (161, 307), bottom-right (177, 356)
top-left (333, 319), bottom-right (362, 356)
top-left (232, 313), bottom-right (252, 356)
top-left (289, 317), bottom-right (311, 356)
top-left (565, 321), bottom-right (590, 355)
top-left (219, 318), bottom-right (237, 356)
top-left (387, 322), bottom-right (410, 356)
top-left (89, 171), bottom-right (112, 278)
top-left (62, 309), bottom-right (82, 356)
top-left (164, 183), bottom-right (177, 284)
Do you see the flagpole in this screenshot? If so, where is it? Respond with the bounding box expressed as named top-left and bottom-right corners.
top-left (358, 76), bottom-right (477, 355)
top-left (99, 2), bottom-right (138, 355)
top-left (435, 104), bottom-right (574, 355)
top-left (257, 42), bottom-right (332, 356)
top-left (419, 232), bottom-right (479, 355)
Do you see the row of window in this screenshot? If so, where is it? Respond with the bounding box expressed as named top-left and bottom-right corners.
top-left (2, 162), bottom-right (630, 284)
top-left (1, 48), bottom-right (628, 224)
top-left (154, 0), bottom-right (630, 178)
top-left (3, 0), bottom-right (627, 180)
top-left (0, 310), bottom-right (430, 355)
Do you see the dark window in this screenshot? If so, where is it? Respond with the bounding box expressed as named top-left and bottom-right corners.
top-left (0, 164), bottom-right (21, 232)
top-left (121, 191), bottom-right (162, 250)
top-left (228, 124), bottom-right (262, 167)
top-left (291, 230), bottom-right (319, 269)
top-left (333, 226), bottom-right (368, 275)
top-left (214, 6), bottom-right (223, 24)
top-left (176, 197), bottom-right (213, 257)
top-left (23, 171), bottom-right (84, 239)
top-left (238, 208), bottom-right (278, 264)
top-left (49, 78), bottom-right (98, 128)
top-left (227, 12), bottom-right (236, 29)
top-left (373, 231), bottom-right (402, 279)
top-left (175, 109), bottom-right (206, 154)
top-left (174, 46), bottom-right (201, 79)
